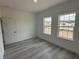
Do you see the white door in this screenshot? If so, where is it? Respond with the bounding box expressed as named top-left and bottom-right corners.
top-left (2, 18), bottom-right (16, 44)
top-left (0, 20), bottom-right (4, 59)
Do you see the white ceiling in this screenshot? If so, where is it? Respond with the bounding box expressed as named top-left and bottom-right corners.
top-left (0, 0), bottom-right (69, 13)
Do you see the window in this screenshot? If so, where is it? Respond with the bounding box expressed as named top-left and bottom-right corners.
top-left (58, 13), bottom-right (76, 41)
top-left (43, 17), bottom-right (52, 35)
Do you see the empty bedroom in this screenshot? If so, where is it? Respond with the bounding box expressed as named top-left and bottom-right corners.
top-left (0, 0), bottom-right (79, 59)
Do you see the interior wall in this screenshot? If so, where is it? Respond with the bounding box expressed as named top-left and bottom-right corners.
top-left (1, 7), bottom-right (35, 45)
top-left (36, 0), bottom-right (79, 54)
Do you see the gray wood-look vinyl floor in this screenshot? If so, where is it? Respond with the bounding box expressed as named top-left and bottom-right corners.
top-left (4, 38), bottom-right (79, 59)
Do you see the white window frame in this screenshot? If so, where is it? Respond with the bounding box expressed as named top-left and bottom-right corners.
top-left (58, 13), bottom-right (76, 41)
top-left (43, 17), bottom-right (52, 35)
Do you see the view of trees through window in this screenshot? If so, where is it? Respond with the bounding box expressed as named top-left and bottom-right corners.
top-left (43, 17), bottom-right (52, 35)
top-left (58, 13), bottom-right (76, 41)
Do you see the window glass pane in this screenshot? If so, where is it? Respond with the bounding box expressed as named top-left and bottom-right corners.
top-left (60, 16), bottom-right (65, 21)
top-left (64, 14), bottom-right (70, 21)
top-left (62, 30), bottom-right (68, 39)
top-left (70, 13), bottom-right (76, 21)
top-left (59, 30), bottom-right (63, 37)
top-left (68, 31), bottom-right (73, 40)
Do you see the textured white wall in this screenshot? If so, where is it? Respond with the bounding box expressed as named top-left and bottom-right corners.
top-left (1, 7), bottom-right (35, 45)
top-left (36, 0), bottom-right (79, 54)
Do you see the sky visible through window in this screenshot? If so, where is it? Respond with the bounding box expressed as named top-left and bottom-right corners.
top-left (60, 13), bottom-right (76, 21)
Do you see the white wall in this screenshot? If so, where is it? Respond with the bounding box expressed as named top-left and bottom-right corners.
top-left (1, 7), bottom-right (35, 45)
top-left (36, 0), bottom-right (79, 54)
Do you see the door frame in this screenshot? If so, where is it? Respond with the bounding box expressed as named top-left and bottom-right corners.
top-left (0, 18), bottom-right (5, 46)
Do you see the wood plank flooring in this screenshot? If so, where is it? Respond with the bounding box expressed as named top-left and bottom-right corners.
top-left (4, 38), bottom-right (79, 59)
